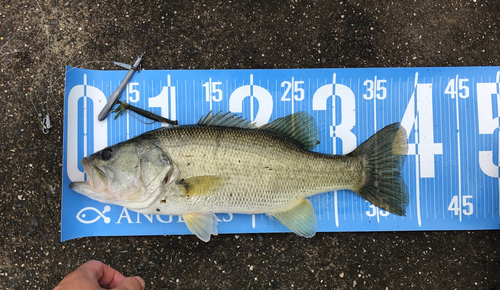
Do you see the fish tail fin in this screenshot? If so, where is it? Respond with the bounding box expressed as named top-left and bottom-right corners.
top-left (349, 123), bottom-right (409, 216)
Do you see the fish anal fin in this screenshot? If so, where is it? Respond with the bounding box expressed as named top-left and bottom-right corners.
top-left (260, 112), bottom-right (320, 150)
top-left (177, 176), bottom-right (224, 197)
top-left (183, 213), bottom-right (218, 242)
top-left (270, 198), bottom-right (317, 238)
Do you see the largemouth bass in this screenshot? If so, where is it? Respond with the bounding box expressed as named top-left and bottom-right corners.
top-left (70, 111), bottom-right (408, 242)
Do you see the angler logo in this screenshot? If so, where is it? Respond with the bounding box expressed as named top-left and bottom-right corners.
top-left (76, 206), bottom-right (111, 224)
top-left (75, 205), bottom-right (234, 225)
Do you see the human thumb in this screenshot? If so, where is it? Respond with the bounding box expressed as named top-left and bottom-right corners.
top-left (114, 276), bottom-right (145, 290)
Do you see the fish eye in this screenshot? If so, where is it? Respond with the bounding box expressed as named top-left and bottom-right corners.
top-left (100, 148), bottom-right (113, 160)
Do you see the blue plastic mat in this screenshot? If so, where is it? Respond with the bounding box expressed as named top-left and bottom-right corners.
top-left (61, 66), bottom-right (500, 241)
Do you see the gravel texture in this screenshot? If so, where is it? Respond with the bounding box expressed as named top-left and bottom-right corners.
top-left (1, 0), bottom-right (499, 289)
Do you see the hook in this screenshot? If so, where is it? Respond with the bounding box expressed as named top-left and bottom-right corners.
top-left (42, 114), bottom-right (51, 134)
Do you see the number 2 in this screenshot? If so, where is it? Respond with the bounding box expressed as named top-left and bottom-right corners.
top-left (281, 79), bottom-right (304, 101)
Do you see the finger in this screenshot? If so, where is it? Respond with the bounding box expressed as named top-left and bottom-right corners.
top-left (54, 260), bottom-right (104, 290)
top-left (97, 264), bottom-right (128, 288)
top-left (114, 276), bottom-right (145, 290)
top-left (76, 260), bottom-right (127, 288)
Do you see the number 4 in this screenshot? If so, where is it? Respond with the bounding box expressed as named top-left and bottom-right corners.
top-left (400, 82), bottom-right (443, 178)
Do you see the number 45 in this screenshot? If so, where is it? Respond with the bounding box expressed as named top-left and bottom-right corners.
top-left (448, 195), bottom-right (473, 216)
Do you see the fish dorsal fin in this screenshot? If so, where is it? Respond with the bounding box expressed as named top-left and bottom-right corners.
top-left (260, 112), bottom-right (320, 150)
top-left (269, 198), bottom-right (317, 238)
top-left (183, 213), bottom-right (218, 242)
top-left (198, 111), bottom-right (256, 129)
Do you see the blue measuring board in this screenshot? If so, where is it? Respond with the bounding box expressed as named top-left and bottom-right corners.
top-left (61, 66), bottom-right (500, 241)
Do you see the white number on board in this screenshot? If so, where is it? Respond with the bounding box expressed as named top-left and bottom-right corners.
top-left (281, 78), bottom-right (305, 101)
top-left (448, 195), bottom-right (473, 216)
top-left (476, 73), bottom-right (500, 177)
top-left (148, 75), bottom-right (176, 127)
top-left (444, 77), bottom-right (469, 99)
top-left (401, 81), bottom-right (443, 178)
top-left (363, 77), bottom-right (387, 100)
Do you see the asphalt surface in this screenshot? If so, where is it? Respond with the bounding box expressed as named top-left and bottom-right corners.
top-left (1, 0), bottom-right (500, 289)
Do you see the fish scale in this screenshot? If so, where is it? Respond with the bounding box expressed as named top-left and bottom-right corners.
top-left (151, 125), bottom-right (364, 214)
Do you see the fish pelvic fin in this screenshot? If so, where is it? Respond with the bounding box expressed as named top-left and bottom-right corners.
top-left (183, 213), bottom-right (218, 242)
top-left (176, 176), bottom-right (225, 197)
top-left (260, 112), bottom-right (320, 150)
top-left (269, 198), bottom-right (317, 238)
top-left (350, 123), bottom-right (409, 216)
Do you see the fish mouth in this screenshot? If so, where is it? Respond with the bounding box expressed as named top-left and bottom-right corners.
top-left (70, 157), bottom-right (108, 195)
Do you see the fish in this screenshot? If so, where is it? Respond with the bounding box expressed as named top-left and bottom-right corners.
top-left (70, 111), bottom-right (409, 242)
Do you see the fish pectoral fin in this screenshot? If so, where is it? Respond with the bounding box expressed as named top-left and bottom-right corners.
top-left (178, 176), bottom-right (224, 196)
top-left (269, 198), bottom-right (317, 238)
top-left (183, 213), bottom-right (218, 242)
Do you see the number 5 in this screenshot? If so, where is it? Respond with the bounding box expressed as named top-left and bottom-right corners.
top-left (294, 80), bottom-right (305, 101)
top-left (128, 82), bottom-right (140, 102)
top-left (477, 80), bottom-right (500, 177)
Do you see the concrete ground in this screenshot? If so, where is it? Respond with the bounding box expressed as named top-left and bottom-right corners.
top-left (1, 0), bottom-right (499, 289)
